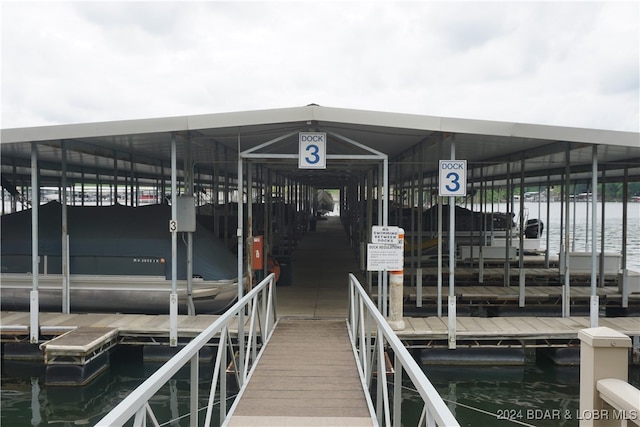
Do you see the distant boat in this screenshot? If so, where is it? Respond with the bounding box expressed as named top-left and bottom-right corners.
top-left (0, 202), bottom-right (241, 314)
top-left (314, 190), bottom-right (335, 215)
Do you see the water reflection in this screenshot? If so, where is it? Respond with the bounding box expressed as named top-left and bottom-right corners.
top-left (2, 355), bottom-right (638, 427)
top-left (1, 347), bottom-right (217, 427)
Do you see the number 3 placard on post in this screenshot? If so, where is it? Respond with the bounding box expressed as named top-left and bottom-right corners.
top-left (439, 160), bottom-right (467, 197)
top-left (299, 132), bottom-right (326, 169)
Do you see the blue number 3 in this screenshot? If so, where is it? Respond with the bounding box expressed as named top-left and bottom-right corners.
top-left (305, 144), bottom-right (320, 164)
top-left (445, 172), bottom-right (460, 192)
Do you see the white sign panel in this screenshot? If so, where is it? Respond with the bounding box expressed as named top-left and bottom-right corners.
top-left (439, 160), bottom-right (467, 196)
top-left (367, 243), bottom-right (403, 271)
top-left (299, 132), bottom-right (327, 169)
top-left (371, 225), bottom-right (400, 244)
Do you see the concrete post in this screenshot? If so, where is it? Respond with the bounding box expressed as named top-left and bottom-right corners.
top-left (578, 326), bottom-right (631, 426)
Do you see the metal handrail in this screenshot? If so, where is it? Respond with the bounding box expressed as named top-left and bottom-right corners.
top-left (95, 273), bottom-right (277, 427)
top-left (347, 273), bottom-right (459, 427)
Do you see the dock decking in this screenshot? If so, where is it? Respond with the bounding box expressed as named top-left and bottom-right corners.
top-left (2, 311), bottom-right (637, 348)
top-left (226, 318), bottom-right (374, 427)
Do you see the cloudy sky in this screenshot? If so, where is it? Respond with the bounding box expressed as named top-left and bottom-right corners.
top-left (1, 1), bottom-right (638, 132)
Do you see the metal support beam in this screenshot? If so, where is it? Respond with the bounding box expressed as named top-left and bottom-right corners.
top-left (61, 140), bottom-right (70, 314)
top-left (448, 135), bottom-right (456, 350)
top-left (30, 143), bottom-right (39, 343)
top-left (590, 146), bottom-right (599, 327)
top-left (563, 144), bottom-right (572, 318)
top-left (170, 135), bottom-right (178, 347)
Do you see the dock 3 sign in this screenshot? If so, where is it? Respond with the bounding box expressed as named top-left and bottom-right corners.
top-left (439, 160), bottom-right (467, 197)
top-left (299, 132), bottom-right (326, 169)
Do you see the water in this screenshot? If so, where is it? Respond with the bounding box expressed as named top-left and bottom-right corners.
top-left (1, 201), bottom-right (638, 426)
top-left (1, 347), bottom-right (223, 427)
top-left (472, 202), bottom-right (640, 270)
top-left (2, 352), bottom-right (639, 427)
top-left (419, 362), bottom-right (640, 427)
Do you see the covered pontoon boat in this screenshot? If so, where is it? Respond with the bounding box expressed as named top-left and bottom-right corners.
top-left (0, 202), bottom-right (240, 314)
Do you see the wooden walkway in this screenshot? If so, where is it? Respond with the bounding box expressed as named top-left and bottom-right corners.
top-left (226, 319), bottom-right (374, 427)
top-left (399, 315), bottom-right (640, 341)
top-left (2, 311), bottom-right (638, 346)
top-left (397, 284), bottom-right (639, 304)
top-left (0, 311), bottom-right (224, 345)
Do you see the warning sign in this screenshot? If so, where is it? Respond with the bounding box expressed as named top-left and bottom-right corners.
top-left (371, 226), bottom-right (400, 244)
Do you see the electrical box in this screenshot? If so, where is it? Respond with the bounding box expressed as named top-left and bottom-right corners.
top-left (252, 236), bottom-right (264, 270)
top-left (176, 196), bottom-right (196, 232)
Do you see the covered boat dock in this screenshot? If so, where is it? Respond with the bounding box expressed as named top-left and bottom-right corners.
top-left (1, 104), bottom-right (639, 350)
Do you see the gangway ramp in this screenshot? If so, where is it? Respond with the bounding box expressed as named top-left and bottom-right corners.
top-left (226, 318), bottom-right (375, 427)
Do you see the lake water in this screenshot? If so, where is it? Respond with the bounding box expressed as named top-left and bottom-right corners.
top-left (472, 201), bottom-right (640, 270)
top-left (2, 350), bottom-right (639, 427)
top-left (1, 201), bottom-right (638, 426)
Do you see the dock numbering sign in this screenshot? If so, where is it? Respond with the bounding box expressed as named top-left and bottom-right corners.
top-left (299, 132), bottom-right (326, 169)
top-left (439, 160), bottom-right (467, 197)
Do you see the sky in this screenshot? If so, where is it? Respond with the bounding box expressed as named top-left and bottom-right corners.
top-left (1, 1), bottom-right (638, 132)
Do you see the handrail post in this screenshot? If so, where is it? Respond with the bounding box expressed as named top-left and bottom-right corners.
top-left (578, 327), bottom-right (631, 426)
top-left (189, 352), bottom-right (198, 427)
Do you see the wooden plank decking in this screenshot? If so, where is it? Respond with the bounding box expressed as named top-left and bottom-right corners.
top-left (2, 311), bottom-right (637, 347)
top-left (398, 315), bottom-right (640, 341)
top-left (226, 318), bottom-right (374, 427)
top-left (0, 311), bottom-right (224, 344)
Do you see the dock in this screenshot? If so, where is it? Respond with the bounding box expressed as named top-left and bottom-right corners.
top-left (1, 216), bottom-right (639, 385)
top-left (2, 310), bottom-right (637, 347)
top-left (226, 318), bottom-right (374, 427)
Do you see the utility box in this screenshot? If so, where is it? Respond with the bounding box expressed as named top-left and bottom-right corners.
top-left (252, 236), bottom-right (264, 270)
top-left (175, 196), bottom-right (196, 232)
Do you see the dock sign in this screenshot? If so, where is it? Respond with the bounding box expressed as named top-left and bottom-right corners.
top-left (299, 132), bottom-right (326, 169)
top-left (368, 226), bottom-right (403, 270)
top-left (439, 160), bottom-right (467, 197)
top-left (367, 243), bottom-right (403, 271)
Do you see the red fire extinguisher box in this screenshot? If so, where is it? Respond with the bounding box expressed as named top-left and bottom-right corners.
top-left (252, 236), bottom-right (263, 270)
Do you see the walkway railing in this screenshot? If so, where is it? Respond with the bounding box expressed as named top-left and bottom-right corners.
top-left (347, 273), bottom-right (459, 427)
top-left (95, 273), bottom-right (277, 427)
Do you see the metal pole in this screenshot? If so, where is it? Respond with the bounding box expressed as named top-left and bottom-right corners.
top-left (504, 161), bottom-right (511, 287)
top-left (437, 197), bottom-right (443, 318)
top-left (382, 156), bottom-right (389, 316)
top-left (30, 143), bottom-right (39, 343)
top-left (519, 156), bottom-right (526, 307)
top-left (563, 144), bottom-right (572, 318)
top-left (622, 167), bottom-right (629, 308)
top-left (185, 137), bottom-right (195, 316)
top-left (448, 136), bottom-right (456, 349)
top-left (545, 174), bottom-right (551, 268)
top-left (61, 140), bottom-right (70, 313)
top-left (236, 132), bottom-right (245, 383)
top-left (170, 135), bottom-right (178, 347)
top-left (590, 146), bottom-right (598, 327)
top-left (377, 163), bottom-right (383, 307)
top-left (599, 169), bottom-right (607, 288)
top-left (437, 139), bottom-right (443, 318)
top-left (479, 165), bottom-right (485, 282)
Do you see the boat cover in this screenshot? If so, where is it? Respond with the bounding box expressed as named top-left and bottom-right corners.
top-left (1, 202), bottom-right (238, 280)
